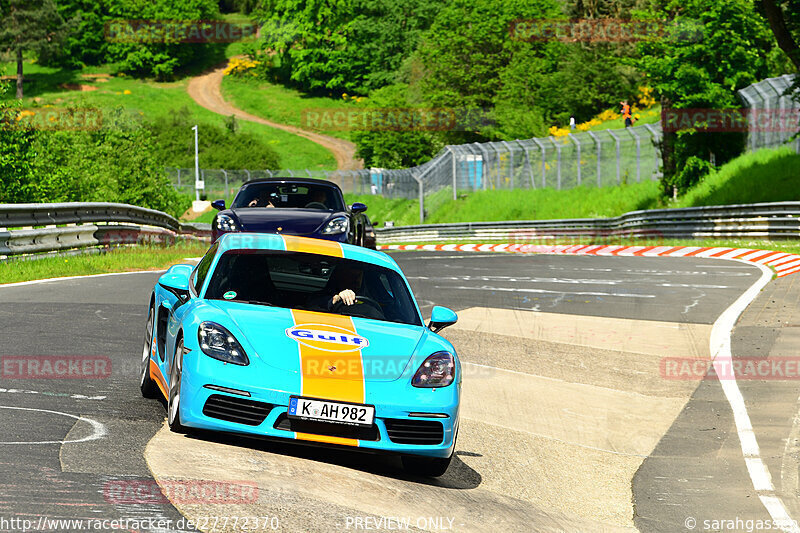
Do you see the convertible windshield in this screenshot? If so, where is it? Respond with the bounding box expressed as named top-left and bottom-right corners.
top-left (205, 250), bottom-right (422, 326)
top-left (232, 183), bottom-right (345, 211)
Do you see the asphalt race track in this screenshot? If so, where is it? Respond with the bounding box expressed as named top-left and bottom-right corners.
top-left (1, 251), bottom-right (798, 532)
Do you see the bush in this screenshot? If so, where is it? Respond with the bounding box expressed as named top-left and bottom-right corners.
top-left (667, 156), bottom-right (715, 197)
top-left (50, 0), bottom-right (223, 79)
top-left (144, 106), bottom-right (281, 170)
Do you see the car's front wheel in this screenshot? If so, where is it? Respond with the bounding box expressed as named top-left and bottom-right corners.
top-left (140, 304), bottom-right (159, 399)
top-left (401, 454), bottom-right (452, 477)
top-left (167, 337), bottom-right (186, 433)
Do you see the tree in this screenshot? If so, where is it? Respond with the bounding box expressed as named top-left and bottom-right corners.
top-left (0, 0), bottom-right (68, 98)
top-left (251, 0), bottom-right (439, 94)
top-left (638, 0), bottom-right (779, 196)
top-left (760, 0), bottom-right (800, 71)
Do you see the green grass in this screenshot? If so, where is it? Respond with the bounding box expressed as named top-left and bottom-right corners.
top-left (348, 145), bottom-right (800, 227)
top-left (0, 242), bottom-right (209, 284)
top-left (1, 61), bottom-right (336, 170)
top-left (190, 210), bottom-right (218, 223)
top-left (221, 76), bottom-right (356, 140)
top-left (673, 146), bottom-right (800, 207)
top-left (346, 180), bottom-right (662, 227)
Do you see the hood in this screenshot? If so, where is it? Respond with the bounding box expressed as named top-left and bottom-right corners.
top-left (229, 208), bottom-right (341, 235)
top-left (206, 301), bottom-right (425, 381)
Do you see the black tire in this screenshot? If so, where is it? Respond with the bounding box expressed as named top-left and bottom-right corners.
top-left (167, 337), bottom-right (186, 433)
top-left (401, 455), bottom-right (452, 477)
top-left (140, 304), bottom-right (159, 399)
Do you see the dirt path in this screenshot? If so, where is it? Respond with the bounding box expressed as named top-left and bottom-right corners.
top-left (186, 61), bottom-right (362, 171)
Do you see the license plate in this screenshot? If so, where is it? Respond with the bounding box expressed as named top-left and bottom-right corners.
top-left (287, 396), bottom-right (375, 427)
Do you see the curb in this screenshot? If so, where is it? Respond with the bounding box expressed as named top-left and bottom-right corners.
top-left (376, 243), bottom-right (800, 277)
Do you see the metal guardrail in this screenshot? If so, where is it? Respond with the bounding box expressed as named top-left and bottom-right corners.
top-left (375, 202), bottom-right (800, 243)
top-left (0, 202), bottom-right (211, 257)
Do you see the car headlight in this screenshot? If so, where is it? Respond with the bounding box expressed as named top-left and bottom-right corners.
top-left (198, 322), bottom-right (249, 365)
top-left (321, 216), bottom-right (349, 235)
top-left (411, 351), bottom-right (455, 388)
top-left (216, 214), bottom-right (238, 232)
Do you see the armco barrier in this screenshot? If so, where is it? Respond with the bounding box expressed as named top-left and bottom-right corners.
top-left (375, 202), bottom-right (800, 243)
top-left (0, 202), bottom-right (211, 258)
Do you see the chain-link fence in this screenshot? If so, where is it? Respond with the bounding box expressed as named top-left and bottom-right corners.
top-left (169, 124), bottom-right (663, 223)
top-left (738, 73), bottom-right (799, 153)
top-left (169, 75), bottom-right (798, 223)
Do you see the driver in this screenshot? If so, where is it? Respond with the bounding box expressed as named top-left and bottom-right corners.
top-left (305, 189), bottom-right (328, 209)
top-left (248, 190), bottom-right (277, 208)
top-left (313, 264), bottom-right (363, 311)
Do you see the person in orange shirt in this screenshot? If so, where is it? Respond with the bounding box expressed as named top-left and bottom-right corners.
top-left (620, 100), bottom-right (633, 127)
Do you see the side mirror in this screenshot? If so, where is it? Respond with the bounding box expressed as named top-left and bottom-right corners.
top-left (211, 199), bottom-right (226, 210)
top-left (158, 264), bottom-right (193, 300)
top-left (350, 202), bottom-right (367, 214)
top-left (428, 306), bottom-right (458, 333)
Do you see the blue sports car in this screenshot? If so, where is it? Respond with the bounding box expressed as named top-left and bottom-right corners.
top-left (210, 178), bottom-right (374, 249)
top-left (140, 233), bottom-right (460, 476)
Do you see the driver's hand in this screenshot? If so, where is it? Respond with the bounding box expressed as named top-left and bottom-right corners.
top-left (334, 289), bottom-right (356, 306)
top-left (248, 199), bottom-right (258, 207)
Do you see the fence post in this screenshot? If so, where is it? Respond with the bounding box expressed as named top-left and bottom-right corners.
top-left (607, 130), bottom-right (621, 185)
top-left (549, 137), bottom-right (562, 190)
top-left (587, 131), bottom-right (601, 187)
top-left (501, 141), bottom-right (514, 189)
top-left (244, 169), bottom-right (251, 182)
top-left (176, 168), bottom-right (181, 188)
top-left (567, 134), bottom-right (581, 186)
top-left (532, 138), bottom-right (546, 188)
top-left (517, 140), bottom-right (534, 188)
top-left (473, 143), bottom-right (490, 191)
top-left (447, 146), bottom-right (457, 200)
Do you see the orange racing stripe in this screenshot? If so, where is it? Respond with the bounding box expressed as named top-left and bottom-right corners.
top-left (290, 309), bottom-right (365, 446)
top-left (282, 235), bottom-right (343, 257)
top-left (149, 358), bottom-right (169, 401)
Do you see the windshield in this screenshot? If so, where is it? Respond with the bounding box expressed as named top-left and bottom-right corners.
top-left (231, 183), bottom-right (345, 211)
top-left (205, 250), bottom-right (422, 326)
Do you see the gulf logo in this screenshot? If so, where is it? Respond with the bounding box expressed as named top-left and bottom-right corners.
top-left (285, 324), bottom-right (370, 353)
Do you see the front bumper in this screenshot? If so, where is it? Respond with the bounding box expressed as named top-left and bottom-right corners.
top-left (179, 352), bottom-right (460, 459)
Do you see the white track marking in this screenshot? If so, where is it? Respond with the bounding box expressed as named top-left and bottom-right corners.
top-left (0, 387), bottom-right (105, 401)
top-left (435, 284), bottom-right (657, 298)
top-left (0, 270), bottom-right (164, 289)
top-left (711, 259), bottom-right (800, 532)
top-left (0, 406), bottom-right (106, 445)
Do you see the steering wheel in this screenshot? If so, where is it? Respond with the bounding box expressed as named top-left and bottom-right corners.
top-left (332, 295), bottom-right (384, 318)
top-left (305, 201), bottom-right (327, 210)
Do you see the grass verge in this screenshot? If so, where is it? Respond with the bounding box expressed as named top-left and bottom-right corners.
top-left (347, 146), bottom-right (800, 227)
top-left (0, 242), bottom-right (209, 285)
top-left (1, 61), bottom-right (336, 170)
top-left (222, 76), bottom-right (355, 141)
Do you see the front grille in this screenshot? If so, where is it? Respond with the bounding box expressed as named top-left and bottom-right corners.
top-left (202, 394), bottom-right (272, 426)
top-left (274, 413), bottom-right (379, 441)
top-left (384, 419), bottom-right (444, 445)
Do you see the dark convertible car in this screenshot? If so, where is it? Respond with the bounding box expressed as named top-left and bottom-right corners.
top-left (211, 178), bottom-right (375, 248)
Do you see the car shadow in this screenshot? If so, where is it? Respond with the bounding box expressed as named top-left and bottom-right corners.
top-left (182, 427), bottom-right (482, 490)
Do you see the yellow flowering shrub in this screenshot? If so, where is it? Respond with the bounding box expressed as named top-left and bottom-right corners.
top-left (223, 57), bottom-right (261, 76)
